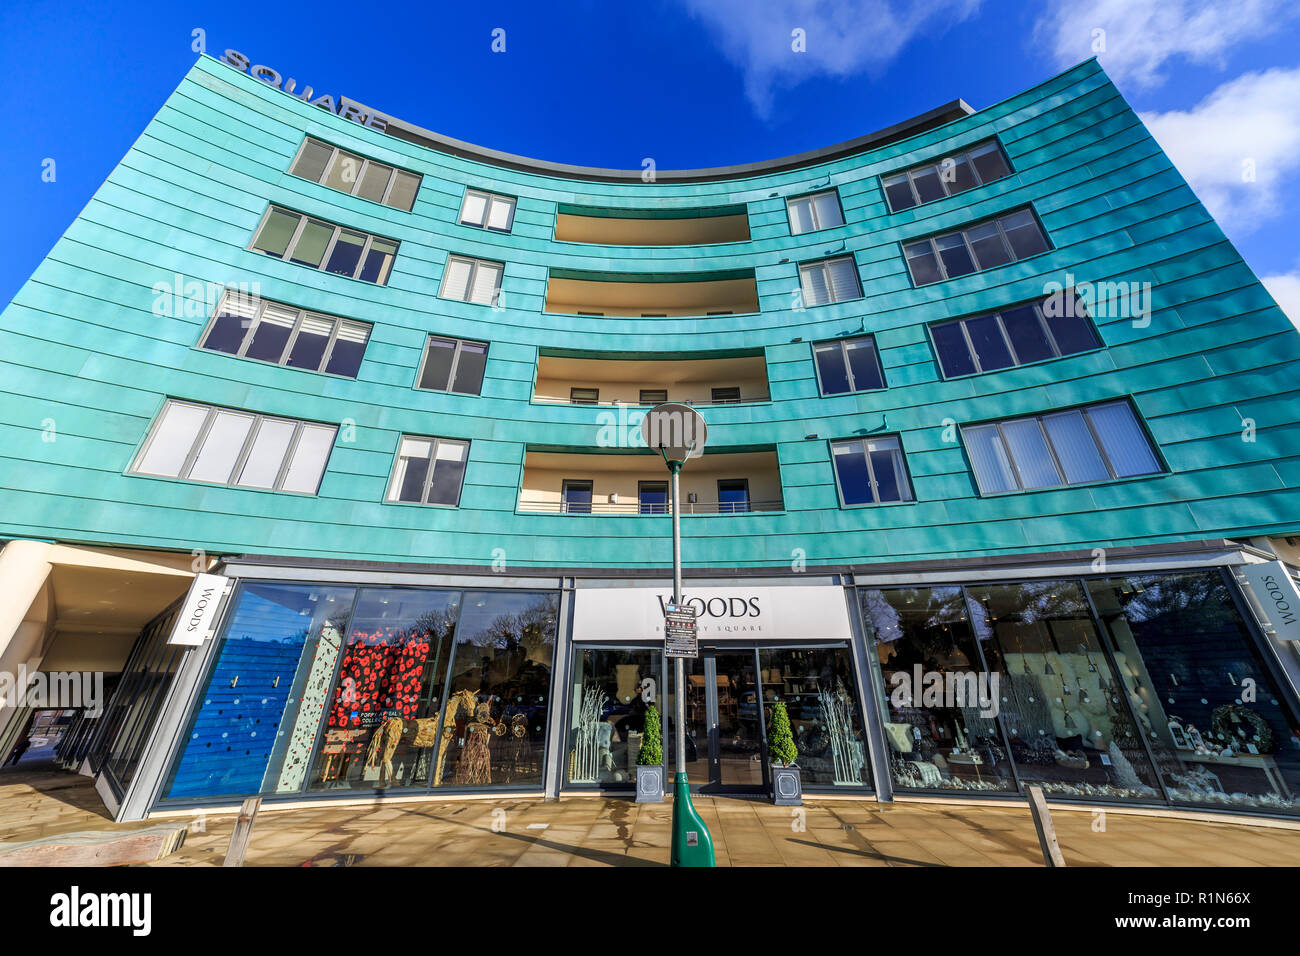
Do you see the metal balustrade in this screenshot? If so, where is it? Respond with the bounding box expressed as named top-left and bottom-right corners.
top-left (518, 498), bottom-right (784, 514)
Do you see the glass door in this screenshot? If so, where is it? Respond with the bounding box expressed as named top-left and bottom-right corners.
top-left (667, 648), bottom-right (768, 793)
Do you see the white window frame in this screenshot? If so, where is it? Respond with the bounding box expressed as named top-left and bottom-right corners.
top-left (289, 137), bottom-right (422, 211)
top-left (385, 435), bottom-right (471, 506)
top-left (813, 335), bottom-right (885, 394)
top-left (882, 139), bottom-right (1011, 212)
top-left (459, 189), bottom-right (517, 233)
top-left (130, 399), bottom-right (336, 494)
top-left (798, 255), bottom-right (863, 306)
top-left (831, 435), bottom-right (914, 506)
top-left (415, 335), bottom-right (490, 394)
top-left (439, 254), bottom-right (504, 306)
top-left (198, 290), bottom-right (371, 377)
top-left (250, 206), bottom-right (399, 285)
top-left (786, 189), bottom-right (845, 235)
top-left (902, 208), bottom-right (1048, 286)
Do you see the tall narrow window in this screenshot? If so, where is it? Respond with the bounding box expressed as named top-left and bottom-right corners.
top-left (787, 190), bottom-right (845, 235)
top-left (131, 400), bottom-right (336, 494)
top-left (416, 336), bottom-right (489, 395)
top-left (459, 189), bottom-right (517, 233)
top-left (289, 137), bottom-right (421, 211)
top-left (813, 336), bottom-right (886, 394)
top-left (386, 436), bottom-right (470, 506)
top-left (961, 400), bottom-right (1162, 494)
top-left (882, 139), bottom-right (1012, 212)
top-left (250, 207), bottom-right (399, 285)
top-left (930, 294), bottom-right (1100, 378)
top-left (799, 255), bottom-right (863, 306)
top-left (200, 291), bottom-right (372, 378)
top-left (440, 255), bottom-right (503, 306)
top-left (902, 208), bottom-right (1049, 286)
top-left (831, 436), bottom-right (914, 505)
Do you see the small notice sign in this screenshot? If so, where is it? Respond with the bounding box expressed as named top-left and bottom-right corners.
top-left (664, 602), bottom-right (698, 658)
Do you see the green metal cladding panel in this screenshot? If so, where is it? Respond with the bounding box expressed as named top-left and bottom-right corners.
top-left (1, 54), bottom-right (1298, 570)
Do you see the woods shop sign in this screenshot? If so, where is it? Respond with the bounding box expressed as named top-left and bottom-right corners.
top-left (218, 49), bottom-right (395, 133)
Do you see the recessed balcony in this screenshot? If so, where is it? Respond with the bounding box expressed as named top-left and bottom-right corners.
top-left (534, 350), bottom-right (769, 406)
top-left (518, 449), bottom-right (783, 514)
top-left (544, 268), bottom-right (759, 317)
top-left (554, 203), bottom-right (750, 246)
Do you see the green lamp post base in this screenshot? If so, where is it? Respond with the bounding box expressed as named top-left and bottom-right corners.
top-left (670, 772), bottom-right (715, 867)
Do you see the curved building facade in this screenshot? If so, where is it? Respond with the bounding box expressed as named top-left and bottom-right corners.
top-left (3, 54), bottom-right (1300, 823)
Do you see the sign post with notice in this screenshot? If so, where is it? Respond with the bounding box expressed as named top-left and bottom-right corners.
top-left (663, 602), bottom-right (698, 658)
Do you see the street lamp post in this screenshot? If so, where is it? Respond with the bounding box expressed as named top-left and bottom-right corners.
top-left (641, 403), bottom-right (715, 868)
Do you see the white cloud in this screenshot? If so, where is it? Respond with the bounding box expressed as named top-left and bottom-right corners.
top-left (1262, 273), bottom-right (1300, 330)
top-left (1137, 67), bottom-right (1300, 234)
top-left (1033, 0), bottom-right (1297, 89)
top-left (678, 0), bottom-right (981, 117)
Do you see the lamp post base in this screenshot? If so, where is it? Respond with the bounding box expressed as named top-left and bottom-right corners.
top-left (669, 772), bottom-right (716, 867)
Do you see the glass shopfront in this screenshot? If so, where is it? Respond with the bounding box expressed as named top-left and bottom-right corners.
top-left (861, 570), bottom-right (1300, 814)
top-left (162, 580), bottom-right (557, 803)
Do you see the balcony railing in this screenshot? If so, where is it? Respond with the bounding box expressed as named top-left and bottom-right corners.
top-left (532, 395), bottom-right (763, 407)
top-left (518, 498), bottom-right (784, 515)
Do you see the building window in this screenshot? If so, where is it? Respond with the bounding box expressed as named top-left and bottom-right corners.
top-left (562, 479), bottom-right (593, 513)
top-left (903, 208), bottom-right (1049, 286)
top-left (568, 648), bottom-right (662, 786)
top-left (639, 389), bottom-right (667, 405)
top-left (961, 400), bottom-right (1162, 495)
top-left (200, 291), bottom-right (371, 378)
top-left (440, 255), bottom-right (503, 306)
top-left (251, 207), bottom-right (398, 285)
top-left (459, 189), bottom-right (517, 232)
top-left (717, 478), bottom-right (750, 513)
top-left (131, 399), bottom-right (336, 494)
top-left (799, 255), bottom-right (862, 306)
top-left (639, 480), bottom-right (668, 514)
top-left (787, 190), bottom-right (846, 235)
top-left (813, 336), bottom-right (885, 394)
top-left (570, 387), bottom-right (600, 405)
top-left (931, 294), bottom-right (1101, 377)
top-left (416, 336), bottom-right (488, 395)
top-left (386, 436), bottom-right (470, 506)
top-left (711, 387), bottom-right (741, 404)
top-left (832, 436), bottom-right (914, 505)
top-left (882, 140), bottom-right (1011, 212)
top-left (289, 137), bottom-right (422, 211)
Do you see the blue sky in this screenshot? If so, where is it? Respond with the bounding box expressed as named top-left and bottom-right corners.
top-left (2, 0), bottom-right (1298, 320)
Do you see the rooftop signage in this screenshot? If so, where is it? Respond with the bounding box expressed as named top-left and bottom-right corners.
top-left (218, 49), bottom-right (394, 135)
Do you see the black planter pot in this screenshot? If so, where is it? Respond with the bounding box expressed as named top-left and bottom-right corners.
top-left (771, 764), bottom-right (802, 806)
top-left (636, 763), bottom-right (665, 803)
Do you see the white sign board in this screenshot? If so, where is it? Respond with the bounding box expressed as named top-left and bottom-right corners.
top-left (573, 585), bottom-right (852, 643)
top-left (1241, 561), bottom-right (1300, 642)
top-left (167, 573), bottom-right (232, 646)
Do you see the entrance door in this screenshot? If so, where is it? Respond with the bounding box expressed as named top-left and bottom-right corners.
top-left (668, 649), bottom-right (767, 793)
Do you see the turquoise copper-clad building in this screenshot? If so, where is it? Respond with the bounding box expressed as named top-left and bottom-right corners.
top-left (3, 53), bottom-right (1300, 826)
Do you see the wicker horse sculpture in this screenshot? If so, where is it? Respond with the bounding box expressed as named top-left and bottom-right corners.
top-left (364, 688), bottom-right (479, 788)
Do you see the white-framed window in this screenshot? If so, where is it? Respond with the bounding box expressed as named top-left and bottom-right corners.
top-left (199, 290), bottom-right (371, 378)
top-left (831, 436), bottom-right (914, 505)
top-left (439, 255), bottom-right (504, 306)
top-left (250, 206), bottom-right (399, 285)
top-left (386, 435), bottom-right (470, 506)
top-left (882, 140), bottom-right (1011, 212)
top-left (798, 255), bottom-right (863, 306)
top-left (289, 137), bottom-right (421, 211)
top-left (902, 208), bottom-right (1048, 286)
top-left (930, 294), bottom-right (1100, 378)
top-left (416, 336), bottom-right (489, 394)
top-left (131, 399), bottom-right (336, 494)
top-left (459, 189), bottom-right (517, 232)
top-left (813, 336), bottom-right (885, 394)
top-left (786, 190), bottom-right (845, 235)
top-left (961, 400), bottom-right (1162, 495)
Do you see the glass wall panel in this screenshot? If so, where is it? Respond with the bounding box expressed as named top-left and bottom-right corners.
top-left (1087, 571), bottom-right (1300, 813)
top-left (965, 580), bottom-right (1162, 800)
top-left (307, 588), bottom-right (460, 792)
top-left (434, 591), bottom-right (558, 788)
top-left (862, 587), bottom-right (1015, 792)
top-left (567, 647), bottom-right (661, 786)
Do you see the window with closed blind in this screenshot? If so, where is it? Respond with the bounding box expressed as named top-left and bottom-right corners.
top-left (902, 208), bottom-right (1049, 286)
top-left (459, 189), bottom-right (517, 232)
top-left (386, 436), bottom-right (470, 506)
top-left (961, 400), bottom-right (1163, 495)
top-left (440, 255), bottom-right (504, 306)
top-left (881, 140), bottom-right (1011, 212)
top-left (130, 399), bottom-right (336, 494)
top-left (787, 190), bottom-right (846, 235)
top-left (798, 255), bottom-right (862, 306)
top-left (289, 137), bottom-right (421, 211)
top-left (250, 207), bottom-right (399, 285)
top-left (199, 290), bottom-right (371, 378)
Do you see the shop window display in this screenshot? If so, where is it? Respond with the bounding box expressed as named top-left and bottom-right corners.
top-left (307, 588), bottom-right (460, 792)
top-left (966, 580), bottom-right (1162, 800)
top-left (862, 588), bottom-right (1015, 792)
top-left (568, 648), bottom-right (661, 786)
top-left (758, 647), bottom-right (870, 786)
top-left (1087, 571), bottom-right (1300, 813)
top-left (434, 591), bottom-right (558, 788)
